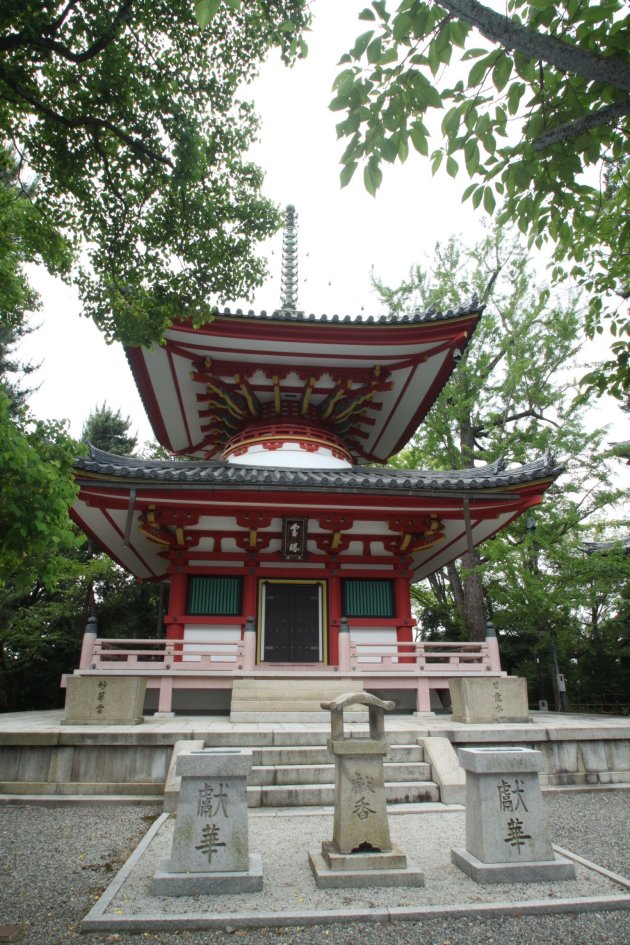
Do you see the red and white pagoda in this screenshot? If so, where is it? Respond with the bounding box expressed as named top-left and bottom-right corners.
top-left (70, 208), bottom-right (560, 716)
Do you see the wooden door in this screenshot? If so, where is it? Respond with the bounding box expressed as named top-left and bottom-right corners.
top-left (262, 582), bottom-right (321, 662)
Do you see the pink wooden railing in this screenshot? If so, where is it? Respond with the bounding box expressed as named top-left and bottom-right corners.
top-left (88, 638), bottom-right (244, 672)
top-left (84, 637), bottom-right (495, 675)
top-left (349, 640), bottom-right (493, 672)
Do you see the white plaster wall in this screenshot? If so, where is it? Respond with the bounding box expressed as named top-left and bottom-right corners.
top-left (182, 626), bottom-right (241, 663)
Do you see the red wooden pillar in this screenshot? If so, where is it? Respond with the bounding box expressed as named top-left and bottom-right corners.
top-left (328, 572), bottom-right (342, 666)
top-left (242, 568), bottom-right (257, 636)
top-left (166, 569), bottom-right (187, 641)
top-left (394, 569), bottom-right (414, 662)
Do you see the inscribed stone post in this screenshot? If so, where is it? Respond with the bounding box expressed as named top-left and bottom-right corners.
top-left (308, 691), bottom-right (424, 889)
top-left (62, 676), bottom-right (145, 725)
top-left (451, 747), bottom-right (576, 883)
top-left (152, 748), bottom-right (262, 895)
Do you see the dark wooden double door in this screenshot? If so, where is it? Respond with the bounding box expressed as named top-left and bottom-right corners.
top-left (262, 581), bottom-right (322, 663)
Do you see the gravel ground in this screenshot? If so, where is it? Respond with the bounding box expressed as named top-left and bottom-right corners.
top-left (1, 792), bottom-right (629, 945)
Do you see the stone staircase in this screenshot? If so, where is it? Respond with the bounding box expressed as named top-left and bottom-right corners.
top-left (229, 678), bottom-right (364, 721)
top-left (179, 729), bottom-right (441, 810)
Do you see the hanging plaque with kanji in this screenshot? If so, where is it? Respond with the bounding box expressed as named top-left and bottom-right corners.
top-left (282, 518), bottom-right (307, 560)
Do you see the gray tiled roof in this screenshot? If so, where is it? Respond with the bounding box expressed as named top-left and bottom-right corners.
top-left (192, 300), bottom-right (483, 326)
top-left (76, 447), bottom-right (561, 495)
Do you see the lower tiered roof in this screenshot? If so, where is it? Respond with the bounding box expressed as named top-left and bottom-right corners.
top-left (73, 447), bottom-right (561, 583)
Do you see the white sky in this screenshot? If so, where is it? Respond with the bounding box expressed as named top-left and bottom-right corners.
top-left (17, 0), bottom-right (629, 453)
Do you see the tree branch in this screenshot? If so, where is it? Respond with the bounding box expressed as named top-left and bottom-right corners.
top-left (0, 0), bottom-right (134, 64)
top-left (0, 68), bottom-right (173, 168)
top-left (440, 0), bottom-right (630, 93)
top-left (44, 0), bottom-right (84, 37)
top-left (534, 100), bottom-right (630, 150)
top-left (474, 408), bottom-right (560, 438)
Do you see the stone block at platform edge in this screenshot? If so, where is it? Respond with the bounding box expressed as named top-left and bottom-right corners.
top-left (449, 677), bottom-right (530, 724)
top-left (62, 677), bottom-right (146, 725)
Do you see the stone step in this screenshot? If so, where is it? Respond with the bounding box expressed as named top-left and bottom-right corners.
top-left (250, 761), bottom-right (431, 786)
top-left (231, 679), bottom-right (363, 696)
top-left (205, 730), bottom-right (422, 748)
top-left (230, 701), bottom-right (342, 714)
top-left (248, 780), bottom-right (440, 808)
top-left (230, 679), bottom-right (364, 717)
top-left (198, 734), bottom-right (440, 808)
top-left (252, 744), bottom-right (424, 766)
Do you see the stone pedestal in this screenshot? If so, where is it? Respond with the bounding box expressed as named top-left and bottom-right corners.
top-left (62, 676), bottom-right (145, 725)
top-left (451, 747), bottom-right (576, 884)
top-left (152, 748), bottom-right (262, 895)
top-left (449, 677), bottom-right (531, 723)
top-left (308, 692), bottom-right (424, 889)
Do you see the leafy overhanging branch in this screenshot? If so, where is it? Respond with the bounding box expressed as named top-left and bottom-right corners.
top-left (335, 0), bottom-right (630, 399)
top-left (439, 0), bottom-right (630, 92)
top-left (0, 0), bottom-right (311, 346)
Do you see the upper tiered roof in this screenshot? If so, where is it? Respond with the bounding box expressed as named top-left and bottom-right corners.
top-left (124, 205), bottom-right (482, 465)
top-left (126, 299), bottom-right (481, 465)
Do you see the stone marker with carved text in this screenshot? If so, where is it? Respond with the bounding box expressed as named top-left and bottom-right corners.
top-left (152, 748), bottom-right (262, 895)
top-left (451, 747), bottom-right (576, 883)
top-left (62, 676), bottom-right (145, 725)
top-left (309, 692), bottom-right (424, 889)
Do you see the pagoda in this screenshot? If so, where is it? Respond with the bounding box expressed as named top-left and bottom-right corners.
top-left (70, 207), bottom-right (561, 716)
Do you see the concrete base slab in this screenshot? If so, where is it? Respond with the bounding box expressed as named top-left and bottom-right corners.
top-left (320, 840), bottom-right (408, 871)
top-left (81, 809), bottom-right (630, 932)
top-left (451, 846), bottom-right (577, 884)
top-left (60, 717), bottom-right (145, 726)
top-left (308, 850), bottom-right (425, 889)
top-left (151, 853), bottom-right (263, 895)
top-left (230, 712), bottom-right (368, 723)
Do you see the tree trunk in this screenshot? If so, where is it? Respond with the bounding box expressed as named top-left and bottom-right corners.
top-left (458, 417), bottom-right (488, 641)
top-left (460, 549), bottom-right (487, 641)
top-left (446, 561), bottom-right (465, 623)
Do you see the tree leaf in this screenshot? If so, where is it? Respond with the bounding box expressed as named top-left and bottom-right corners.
top-left (340, 162), bottom-right (358, 188)
top-left (367, 37), bottom-right (383, 64)
top-left (492, 55), bottom-right (513, 92)
top-left (364, 160), bottom-right (383, 195)
top-left (351, 30), bottom-right (375, 59)
top-left (195, 0), bottom-right (221, 28)
top-left (411, 125), bottom-right (429, 155)
top-left (483, 186), bottom-right (496, 214)
top-left (431, 150), bottom-right (444, 174)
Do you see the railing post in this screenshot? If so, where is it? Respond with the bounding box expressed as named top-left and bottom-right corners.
top-left (163, 641), bottom-right (175, 669)
top-left (338, 617), bottom-right (352, 672)
top-left (79, 615), bottom-right (98, 669)
top-left (415, 640), bottom-right (426, 670)
top-left (485, 621), bottom-right (502, 672)
top-left (243, 615), bottom-right (257, 671)
top-left (156, 676), bottom-right (174, 716)
top-left (414, 679), bottom-right (432, 715)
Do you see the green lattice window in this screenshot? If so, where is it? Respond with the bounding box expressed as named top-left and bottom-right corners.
top-left (187, 576), bottom-right (242, 615)
top-left (342, 579), bottom-right (395, 618)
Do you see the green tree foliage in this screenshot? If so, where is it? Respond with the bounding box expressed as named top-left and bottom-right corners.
top-left (0, 146), bottom-right (73, 407)
top-left (0, 549), bottom-right (165, 711)
top-left (0, 147), bottom-right (79, 598)
top-left (382, 230), bottom-right (629, 703)
top-left (0, 0), bottom-right (309, 346)
top-left (81, 403), bottom-right (137, 456)
top-left (334, 0), bottom-right (630, 399)
top-left (487, 528), bottom-right (630, 711)
top-left (0, 393), bottom-right (79, 595)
